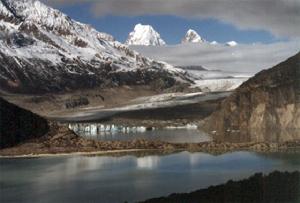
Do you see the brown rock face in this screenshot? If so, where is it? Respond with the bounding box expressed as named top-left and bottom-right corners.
top-left (203, 52), bottom-right (300, 143)
top-left (0, 97), bottom-right (49, 148)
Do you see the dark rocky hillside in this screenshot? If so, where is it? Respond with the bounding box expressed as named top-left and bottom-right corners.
top-left (0, 97), bottom-right (49, 148)
top-left (140, 171), bottom-right (300, 203)
top-left (203, 52), bottom-right (300, 142)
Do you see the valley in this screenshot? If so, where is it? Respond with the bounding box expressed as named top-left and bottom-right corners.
top-left (0, 0), bottom-right (299, 202)
top-left (0, 0), bottom-right (299, 159)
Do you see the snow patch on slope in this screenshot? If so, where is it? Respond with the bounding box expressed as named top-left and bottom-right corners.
top-left (192, 78), bottom-right (247, 92)
top-left (186, 69), bottom-right (250, 92)
top-left (0, 0), bottom-right (191, 93)
top-left (0, 0), bottom-right (178, 72)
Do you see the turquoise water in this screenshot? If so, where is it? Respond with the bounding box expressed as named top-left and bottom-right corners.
top-left (0, 151), bottom-right (299, 203)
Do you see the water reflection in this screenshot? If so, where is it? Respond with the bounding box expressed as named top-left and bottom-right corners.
top-left (1, 151), bottom-right (299, 203)
top-left (137, 156), bottom-right (160, 169)
top-left (215, 128), bottom-right (300, 143)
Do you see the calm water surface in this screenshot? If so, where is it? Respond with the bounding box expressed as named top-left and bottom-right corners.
top-left (1, 151), bottom-right (300, 203)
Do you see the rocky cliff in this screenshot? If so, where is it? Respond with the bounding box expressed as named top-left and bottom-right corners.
top-left (0, 97), bottom-right (49, 148)
top-left (203, 52), bottom-right (300, 143)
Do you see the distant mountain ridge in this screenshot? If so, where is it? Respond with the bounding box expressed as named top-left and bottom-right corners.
top-left (125, 24), bottom-right (238, 46)
top-left (175, 65), bottom-right (207, 71)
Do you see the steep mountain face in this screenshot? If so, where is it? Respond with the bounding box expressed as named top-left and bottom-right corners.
top-left (125, 24), bottom-right (166, 46)
top-left (0, 97), bottom-right (49, 148)
top-left (0, 1), bottom-right (189, 94)
top-left (181, 29), bottom-right (204, 43)
top-left (203, 52), bottom-right (300, 143)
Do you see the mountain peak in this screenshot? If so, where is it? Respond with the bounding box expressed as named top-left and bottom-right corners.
top-left (2, 0), bottom-right (53, 19)
top-left (125, 23), bottom-right (166, 46)
top-left (182, 29), bottom-right (204, 43)
top-left (226, 41), bottom-right (238, 47)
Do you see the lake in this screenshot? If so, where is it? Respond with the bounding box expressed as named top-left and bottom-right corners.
top-left (1, 151), bottom-right (299, 203)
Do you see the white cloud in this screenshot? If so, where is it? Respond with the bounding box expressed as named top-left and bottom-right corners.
top-left (130, 41), bottom-right (300, 73)
top-left (42, 0), bottom-right (300, 39)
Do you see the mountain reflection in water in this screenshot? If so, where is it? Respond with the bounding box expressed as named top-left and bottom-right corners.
top-left (0, 151), bottom-right (300, 203)
top-left (214, 128), bottom-right (300, 143)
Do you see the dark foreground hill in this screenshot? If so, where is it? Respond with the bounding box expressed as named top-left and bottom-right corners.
top-left (0, 97), bottom-right (49, 148)
top-left (140, 171), bottom-right (300, 203)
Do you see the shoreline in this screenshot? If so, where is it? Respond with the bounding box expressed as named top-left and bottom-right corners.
top-left (0, 148), bottom-right (152, 159)
top-left (1, 143), bottom-right (300, 159)
top-left (1, 124), bottom-right (300, 159)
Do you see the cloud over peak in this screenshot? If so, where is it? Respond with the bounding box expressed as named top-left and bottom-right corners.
top-left (42, 0), bottom-right (300, 39)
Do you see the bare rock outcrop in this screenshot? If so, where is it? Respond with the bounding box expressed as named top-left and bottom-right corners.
top-left (203, 52), bottom-right (300, 142)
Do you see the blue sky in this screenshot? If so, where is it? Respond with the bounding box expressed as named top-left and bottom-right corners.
top-left (46, 0), bottom-right (298, 45)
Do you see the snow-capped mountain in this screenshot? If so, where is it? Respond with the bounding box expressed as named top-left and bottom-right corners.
top-left (0, 0), bottom-right (190, 94)
top-left (125, 24), bottom-right (166, 46)
top-left (226, 41), bottom-right (238, 47)
top-left (210, 41), bottom-right (218, 45)
top-left (181, 29), bottom-right (204, 43)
